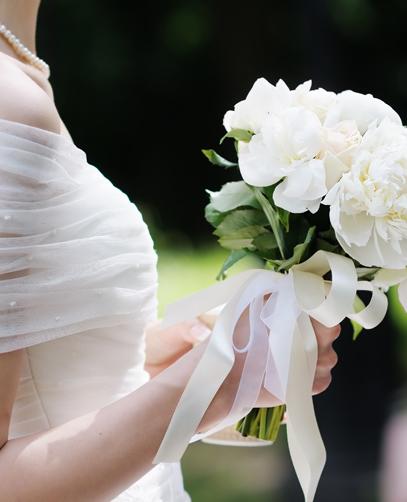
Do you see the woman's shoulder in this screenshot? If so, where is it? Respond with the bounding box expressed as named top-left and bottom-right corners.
top-left (0, 53), bottom-right (61, 134)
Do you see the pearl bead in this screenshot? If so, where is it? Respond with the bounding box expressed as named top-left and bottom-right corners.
top-left (55, 316), bottom-right (61, 321)
top-left (9, 301), bottom-right (17, 307)
top-left (0, 22), bottom-right (50, 76)
top-left (3, 215), bottom-right (11, 220)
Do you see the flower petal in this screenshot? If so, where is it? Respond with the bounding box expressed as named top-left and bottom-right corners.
top-left (338, 211), bottom-right (374, 247)
top-left (323, 152), bottom-right (351, 190)
top-left (238, 136), bottom-right (284, 187)
top-left (273, 180), bottom-right (315, 213)
top-left (324, 90), bottom-right (402, 134)
top-left (374, 269), bottom-right (407, 288)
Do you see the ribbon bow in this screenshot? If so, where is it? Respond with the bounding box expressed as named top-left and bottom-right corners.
top-left (153, 251), bottom-right (388, 501)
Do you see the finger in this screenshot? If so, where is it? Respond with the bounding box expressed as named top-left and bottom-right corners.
top-left (317, 349), bottom-right (339, 371)
top-left (183, 319), bottom-right (212, 345)
top-left (312, 319), bottom-right (341, 341)
top-left (312, 373), bottom-right (332, 395)
top-left (311, 318), bottom-right (341, 346)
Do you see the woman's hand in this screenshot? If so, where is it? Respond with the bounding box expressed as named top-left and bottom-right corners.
top-left (310, 317), bottom-right (340, 394)
top-left (250, 316), bottom-right (341, 408)
top-left (198, 312), bottom-right (341, 432)
top-left (144, 318), bottom-right (211, 378)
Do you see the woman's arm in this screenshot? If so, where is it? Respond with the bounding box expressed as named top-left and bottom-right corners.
top-left (0, 309), bottom-right (339, 502)
top-left (0, 341), bottom-right (217, 502)
top-left (0, 350), bottom-right (24, 450)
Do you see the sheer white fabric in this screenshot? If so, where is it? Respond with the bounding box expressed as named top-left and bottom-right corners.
top-left (0, 118), bottom-right (191, 501)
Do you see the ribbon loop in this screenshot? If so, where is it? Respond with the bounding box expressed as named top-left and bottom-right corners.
top-left (349, 281), bottom-right (388, 329)
top-left (292, 250), bottom-right (358, 326)
top-left (153, 251), bottom-right (386, 502)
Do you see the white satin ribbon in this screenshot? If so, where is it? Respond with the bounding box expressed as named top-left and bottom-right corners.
top-left (153, 251), bottom-right (388, 501)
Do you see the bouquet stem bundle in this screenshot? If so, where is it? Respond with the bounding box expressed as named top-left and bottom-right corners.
top-left (236, 405), bottom-right (285, 442)
top-left (202, 78), bottom-right (407, 443)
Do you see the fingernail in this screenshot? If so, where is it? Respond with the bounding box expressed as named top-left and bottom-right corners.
top-left (189, 323), bottom-right (211, 342)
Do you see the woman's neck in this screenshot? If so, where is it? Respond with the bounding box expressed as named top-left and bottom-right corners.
top-left (0, 0), bottom-right (41, 55)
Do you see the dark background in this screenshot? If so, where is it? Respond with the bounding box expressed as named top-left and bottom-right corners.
top-left (37, 1), bottom-right (407, 501)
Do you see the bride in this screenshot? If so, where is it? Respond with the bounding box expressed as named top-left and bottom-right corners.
top-left (0, 1), bottom-right (340, 500)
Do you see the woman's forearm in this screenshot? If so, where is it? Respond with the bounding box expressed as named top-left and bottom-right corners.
top-left (0, 340), bottom-right (232, 502)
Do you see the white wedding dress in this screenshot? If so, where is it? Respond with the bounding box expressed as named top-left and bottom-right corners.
top-left (0, 118), bottom-right (191, 501)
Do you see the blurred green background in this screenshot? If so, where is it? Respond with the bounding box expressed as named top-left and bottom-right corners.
top-left (37, 1), bottom-right (407, 500)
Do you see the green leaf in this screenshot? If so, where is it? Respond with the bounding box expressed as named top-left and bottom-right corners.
top-left (201, 149), bottom-right (238, 168)
top-left (252, 232), bottom-right (279, 259)
top-left (214, 209), bottom-right (268, 251)
top-left (351, 295), bottom-right (365, 340)
top-left (319, 228), bottom-right (337, 242)
top-left (267, 226), bottom-right (316, 271)
top-left (351, 320), bottom-right (363, 341)
top-left (214, 209), bottom-right (268, 237)
top-left (262, 185), bottom-right (290, 231)
top-left (218, 229), bottom-right (266, 250)
top-left (277, 208), bottom-right (290, 232)
top-left (316, 238), bottom-right (339, 253)
top-left (213, 208), bottom-right (268, 251)
top-left (204, 203), bottom-right (227, 228)
top-left (252, 187), bottom-right (286, 259)
top-left (356, 267), bottom-right (380, 280)
top-left (220, 128), bottom-right (254, 144)
top-left (216, 249), bottom-right (248, 280)
top-left (207, 181), bottom-right (259, 213)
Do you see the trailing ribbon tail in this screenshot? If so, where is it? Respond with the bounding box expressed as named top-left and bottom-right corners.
top-left (153, 251), bottom-right (388, 502)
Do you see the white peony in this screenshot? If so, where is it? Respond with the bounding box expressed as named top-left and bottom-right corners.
top-left (324, 89), bottom-right (402, 135)
top-left (297, 86), bottom-right (337, 122)
top-left (231, 80), bottom-right (353, 213)
top-left (238, 106), bottom-right (326, 213)
top-left (223, 78), bottom-right (402, 216)
top-left (323, 119), bottom-right (407, 269)
top-left (223, 78), bottom-right (276, 134)
top-left (223, 78), bottom-right (336, 134)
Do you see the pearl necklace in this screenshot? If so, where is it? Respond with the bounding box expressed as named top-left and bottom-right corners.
top-left (0, 22), bottom-right (50, 77)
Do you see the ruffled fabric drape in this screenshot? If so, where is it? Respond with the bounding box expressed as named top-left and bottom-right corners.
top-left (0, 118), bottom-right (158, 352)
top-left (0, 118), bottom-right (191, 501)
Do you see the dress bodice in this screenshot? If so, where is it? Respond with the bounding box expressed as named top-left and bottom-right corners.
top-left (0, 118), bottom-right (190, 501)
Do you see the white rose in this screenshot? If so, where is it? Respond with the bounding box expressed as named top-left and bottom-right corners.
top-left (238, 106), bottom-right (327, 213)
top-left (324, 89), bottom-right (402, 134)
top-left (323, 119), bottom-right (407, 269)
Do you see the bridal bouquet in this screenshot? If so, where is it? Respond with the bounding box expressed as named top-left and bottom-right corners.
top-left (202, 78), bottom-right (407, 444)
top-left (154, 79), bottom-right (407, 502)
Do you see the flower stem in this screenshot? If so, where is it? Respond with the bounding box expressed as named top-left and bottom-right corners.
top-left (259, 408), bottom-right (268, 439)
top-left (235, 405), bottom-right (285, 442)
top-left (266, 405), bottom-right (285, 442)
top-left (252, 187), bottom-right (286, 259)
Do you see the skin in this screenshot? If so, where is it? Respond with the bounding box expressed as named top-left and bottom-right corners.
top-left (0, 1), bottom-right (340, 500)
